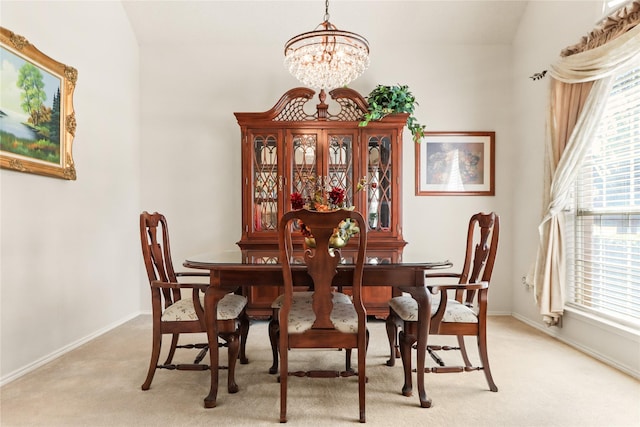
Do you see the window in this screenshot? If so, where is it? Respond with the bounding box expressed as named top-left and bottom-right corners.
top-left (568, 66), bottom-right (640, 327)
top-left (604, 0), bottom-right (634, 15)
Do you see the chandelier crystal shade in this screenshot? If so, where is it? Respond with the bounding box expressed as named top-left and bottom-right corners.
top-left (284, 1), bottom-right (370, 90)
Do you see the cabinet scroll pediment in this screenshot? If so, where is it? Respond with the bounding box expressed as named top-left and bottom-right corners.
top-left (235, 87), bottom-right (369, 124)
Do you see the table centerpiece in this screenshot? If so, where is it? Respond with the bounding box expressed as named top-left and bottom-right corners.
top-left (290, 177), bottom-right (373, 248)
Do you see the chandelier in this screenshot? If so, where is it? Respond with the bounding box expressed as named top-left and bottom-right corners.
top-left (284, 0), bottom-right (370, 90)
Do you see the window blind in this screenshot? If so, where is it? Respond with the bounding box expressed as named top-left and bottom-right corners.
top-left (569, 66), bottom-right (640, 326)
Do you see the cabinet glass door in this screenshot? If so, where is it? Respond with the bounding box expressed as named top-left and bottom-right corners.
top-left (290, 131), bottom-right (319, 203)
top-left (327, 133), bottom-right (356, 207)
top-left (365, 133), bottom-right (393, 231)
top-left (251, 132), bottom-right (279, 232)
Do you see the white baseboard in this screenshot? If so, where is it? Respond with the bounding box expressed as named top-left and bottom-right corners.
top-left (0, 312), bottom-right (142, 387)
top-left (487, 311), bottom-right (513, 316)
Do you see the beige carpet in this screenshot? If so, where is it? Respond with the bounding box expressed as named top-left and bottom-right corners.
top-left (1, 316), bottom-right (639, 426)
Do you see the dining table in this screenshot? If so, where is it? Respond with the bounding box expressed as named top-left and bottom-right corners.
top-left (183, 250), bottom-right (452, 409)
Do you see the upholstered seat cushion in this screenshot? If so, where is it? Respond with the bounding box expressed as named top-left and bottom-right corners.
top-left (161, 293), bottom-right (247, 322)
top-left (286, 300), bottom-right (360, 334)
top-left (388, 294), bottom-right (478, 323)
top-left (273, 291), bottom-right (359, 334)
top-left (271, 291), bottom-right (352, 308)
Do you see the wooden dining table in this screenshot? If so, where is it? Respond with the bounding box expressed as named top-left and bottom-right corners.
top-left (183, 251), bottom-right (451, 409)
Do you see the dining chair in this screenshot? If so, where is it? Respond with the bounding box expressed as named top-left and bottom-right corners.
top-left (386, 212), bottom-right (499, 396)
top-left (139, 211), bottom-right (249, 393)
top-left (278, 208), bottom-right (368, 423)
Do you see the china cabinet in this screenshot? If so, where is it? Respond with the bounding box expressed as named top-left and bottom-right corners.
top-left (235, 87), bottom-right (408, 317)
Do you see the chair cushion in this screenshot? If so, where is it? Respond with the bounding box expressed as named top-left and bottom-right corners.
top-left (388, 295), bottom-right (478, 323)
top-left (286, 299), bottom-right (360, 334)
top-left (161, 293), bottom-right (247, 322)
top-left (270, 291), bottom-right (352, 308)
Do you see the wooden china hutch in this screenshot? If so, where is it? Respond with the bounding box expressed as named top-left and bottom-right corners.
top-left (235, 87), bottom-right (408, 317)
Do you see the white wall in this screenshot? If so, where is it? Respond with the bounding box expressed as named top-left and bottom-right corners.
top-left (511, 0), bottom-right (640, 377)
top-left (0, 1), bottom-right (141, 383)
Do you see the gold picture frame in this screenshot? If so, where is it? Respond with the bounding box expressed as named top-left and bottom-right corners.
top-left (0, 27), bottom-right (77, 180)
top-left (416, 131), bottom-right (495, 196)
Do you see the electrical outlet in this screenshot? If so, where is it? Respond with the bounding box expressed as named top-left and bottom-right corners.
top-left (521, 275), bottom-right (534, 290)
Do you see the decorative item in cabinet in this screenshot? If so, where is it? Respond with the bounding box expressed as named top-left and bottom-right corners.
top-left (363, 131), bottom-right (394, 231)
top-left (235, 87), bottom-right (408, 317)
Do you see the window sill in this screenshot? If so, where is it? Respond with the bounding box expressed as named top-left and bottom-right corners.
top-left (563, 305), bottom-right (640, 339)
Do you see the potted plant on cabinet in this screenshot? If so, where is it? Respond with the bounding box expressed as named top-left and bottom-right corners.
top-left (359, 84), bottom-right (426, 142)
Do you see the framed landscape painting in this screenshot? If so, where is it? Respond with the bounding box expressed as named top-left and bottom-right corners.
top-left (416, 131), bottom-right (495, 196)
top-left (0, 27), bottom-right (77, 180)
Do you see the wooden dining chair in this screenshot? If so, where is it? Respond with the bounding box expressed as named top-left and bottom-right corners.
top-left (278, 209), bottom-right (368, 423)
top-left (386, 212), bottom-right (500, 396)
top-left (139, 211), bottom-right (249, 393)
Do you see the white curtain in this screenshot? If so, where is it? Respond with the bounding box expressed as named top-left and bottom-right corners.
top-left (532, 21), bottom-right (640, 326)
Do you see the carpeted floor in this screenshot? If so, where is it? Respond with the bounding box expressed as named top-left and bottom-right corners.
top-left (1, 315), bottom-right (638, 426)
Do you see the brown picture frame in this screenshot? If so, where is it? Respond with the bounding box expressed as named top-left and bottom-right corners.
top-left (416, 131), bottom-right (495, 196)
top-left (0, 27), bottom-right (77, 180)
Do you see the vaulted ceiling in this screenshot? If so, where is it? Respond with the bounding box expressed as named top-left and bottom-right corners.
top-left (122, 0), bottom-right (529, 47)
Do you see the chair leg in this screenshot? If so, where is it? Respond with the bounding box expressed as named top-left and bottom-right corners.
top-left (225, 333), bottom-right (240, 394)
top-left (269, 316), bottom-right (279, 374)
top-left (346, 328), bottom-right (369, 373)
top-left (239, 311), bottom-right (250, 364)
top-left (457, 335), bottom-right (472, 368)
top-left (477, 328), bottom-right (498, 392)
top-left (358, 340), bottom-right (366, 423)
top-left (163, 333), bottom-right (179, 365)
top-left (141, 328), bottom-right (162, 390)
top-left (385, 312), bottom-right (401, 366)
top-left (279, 340), bottom-right (288, 423)
top-left (398, 330), bottom-right (415, 397)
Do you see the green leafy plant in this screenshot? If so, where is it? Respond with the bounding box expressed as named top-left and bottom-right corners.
top-left (359, 84), bottom-right (426, 142)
